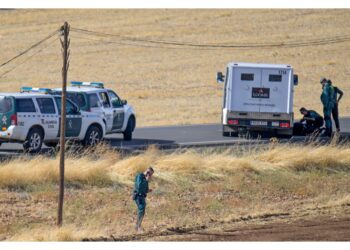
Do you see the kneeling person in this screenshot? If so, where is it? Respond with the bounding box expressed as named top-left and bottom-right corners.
top-left (294, 107), bottom-right (324, 135)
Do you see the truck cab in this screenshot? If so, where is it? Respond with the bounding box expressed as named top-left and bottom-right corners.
top-left (218, 62), bottom-right (298, 137)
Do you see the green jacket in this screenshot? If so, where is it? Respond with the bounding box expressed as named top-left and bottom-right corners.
top-left (320, 83), bottom-right (335, 110)
top-left (134, 173), bottom-right (149, 195)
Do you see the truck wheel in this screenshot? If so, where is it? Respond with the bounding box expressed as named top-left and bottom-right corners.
top-left (83, 125), bottom-right (102, 146)
top-left (123, 117), bottom-right (135, 141)
top-left (23, 128), bottom-right (44, 153)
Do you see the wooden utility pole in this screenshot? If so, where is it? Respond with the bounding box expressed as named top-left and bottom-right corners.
top-left (58, 21), bottom-right (70, 226)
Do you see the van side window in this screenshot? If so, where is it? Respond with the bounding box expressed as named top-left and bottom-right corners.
top-left (36, 98), bottom-right (56, 114)
top-left (54, 97), bottom-right (78, 115)
top-left (241, 73), bottom-right (254, 81)
top-left (88, 93), bottom-right (101, 108)
top-left (15, 98), bottom-right (36, 113)
top-left (99, 92), bottom-right (110, 108)
top-left (0, 96), bottom-right (13, 113)
top-left (67, 93), bottom-right (86, 109)
top-left (107, 90), bottom-right (122, 108)
top-left (269, 75), bottom-right (282, 82)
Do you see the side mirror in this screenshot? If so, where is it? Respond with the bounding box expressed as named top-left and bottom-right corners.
top-left (121, 99), bottom-right (127, 105)
top-left (293, 74), bottom-right (299, 86)
top-left (217, 72), bottom-right (225, 83)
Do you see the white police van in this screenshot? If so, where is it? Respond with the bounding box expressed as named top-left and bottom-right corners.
top-left (53, 81), bottom-right (136, 140)
top-left (0, 87), bottom-right (106, 152)
top-left (217, 62), bottom-right (299, 137)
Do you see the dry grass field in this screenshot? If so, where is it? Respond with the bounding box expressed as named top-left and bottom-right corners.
top-left (1, 9), bottom-right (350, 126)
top-left (0, 143), bottom-right (349, 240)
top-left (1, 9), bottom-right (350, 241)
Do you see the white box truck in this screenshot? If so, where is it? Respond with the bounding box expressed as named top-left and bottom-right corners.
top-left (217, 62), bottom-right (298, 137)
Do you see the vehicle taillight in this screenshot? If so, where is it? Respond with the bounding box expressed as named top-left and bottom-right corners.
top-left (280, 122), bottom-right (290, 128)
top-left (228, 119), bottom-right (239, 125)
top-left (10, 114), bottom-right (17, 126)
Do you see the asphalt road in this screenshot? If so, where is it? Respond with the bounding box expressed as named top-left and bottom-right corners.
top-left (1, 117), bottom-right (350, 153)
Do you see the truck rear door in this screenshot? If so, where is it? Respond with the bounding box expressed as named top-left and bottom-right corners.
top-left (260, 69), bottom-right (291, 113)
top-left (231, 67), bottom-right (262, 112)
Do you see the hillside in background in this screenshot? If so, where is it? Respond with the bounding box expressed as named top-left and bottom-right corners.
top-left (1, 9), bottom-right (350, 126)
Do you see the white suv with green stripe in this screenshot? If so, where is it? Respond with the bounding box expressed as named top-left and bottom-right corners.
top-left (53, 81), bottom-right (136, 140)
top-left (0, 88), bottom-right (106, 153)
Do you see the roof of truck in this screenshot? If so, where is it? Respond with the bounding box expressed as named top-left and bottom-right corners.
top-left (228, 62), bottom-right (293, 69)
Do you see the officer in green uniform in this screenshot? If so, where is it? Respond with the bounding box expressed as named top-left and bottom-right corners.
top-left (294, 107), bottom-right (324, 135)
top-left (133, 167), bottom-right (154, 232)
top-left (320, 78), bottom-right (335, 137)
top-left (328, 80), bottom-right (344, 132)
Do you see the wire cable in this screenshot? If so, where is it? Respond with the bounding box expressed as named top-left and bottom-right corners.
top-left (0, 35), bottom-right (58, 79)
top-left (71, 27), bottom-right (350, 49)
top-left (0, 29), bottom-right (59, 69)
top-left (70, 34), bottom-right (225, 51)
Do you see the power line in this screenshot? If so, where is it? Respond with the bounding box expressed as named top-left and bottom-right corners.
top-left (71, 27), bottom-right (350, 49)
top-left (0, 35), bottom-right (58, 79)
top-left (70, 34), bottom-right (224, 51)
top-left (0, 29), bottom-right (59, 69)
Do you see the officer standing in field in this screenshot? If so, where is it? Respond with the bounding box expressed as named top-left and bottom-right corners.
top-left (320, 78), bottom-right (335, 137)
top-left (327, 79), bottom-right (344, 132)
top-left (133, 167), bottom-right (154, 232)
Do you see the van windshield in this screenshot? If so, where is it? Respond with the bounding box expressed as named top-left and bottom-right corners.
top-left (0, 96), bottom-right (13, 113)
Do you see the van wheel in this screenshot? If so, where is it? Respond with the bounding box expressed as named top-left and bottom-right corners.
top-left (123, 117), bottom-right (135, 141)
top-left (83, 125), bottom-right (102, 146)
top-left (23, 128), bottom-right (44, 153)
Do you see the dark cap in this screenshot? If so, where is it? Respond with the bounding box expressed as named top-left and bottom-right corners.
top-left (327, 79), bottom-right (332, 85)
top-left (320, 77), bottom-right (327, 83)
top-left (300, 107), bottom-right (307, 112)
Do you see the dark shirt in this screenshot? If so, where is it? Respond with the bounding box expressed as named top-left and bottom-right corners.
top-left (302, 110), bottom-right (323, 126)
top-left (333, 86), bottom-right (343, 103)
top-left (134, 173), bottom-right (149, 195)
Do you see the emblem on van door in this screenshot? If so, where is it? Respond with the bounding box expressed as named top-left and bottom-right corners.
top-left (68, 119), bottom-right (73, 129)
top-left (2, 116), bottom-right (7, 125)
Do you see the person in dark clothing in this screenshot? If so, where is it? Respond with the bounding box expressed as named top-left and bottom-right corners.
top-left (320, 78), bottom-right (335, 137)
top-left (328, 80), bottom-right (344, 132)
top-left (294, 107), bottom-right (324, 135)
top-left (133, 167), bottom-right (154, 232)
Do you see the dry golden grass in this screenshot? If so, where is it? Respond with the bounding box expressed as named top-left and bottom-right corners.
top-left (0, 143), bottom-right (349, 241)
top-left (1, 9), bottom-right (350, 126)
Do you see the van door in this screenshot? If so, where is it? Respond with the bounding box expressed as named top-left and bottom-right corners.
top-left (260, 69), bottom-right (291, 113)
top-left (55, 97), bottom-right (82, 138)
top-left (107, 90), bottom-right (125, 131)
top-left (231, 67), bottom-right (262, 112)
top-left (96, 91), bottom-right (114, 133)
top-left (36, 97), bottom-right (59, 140)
